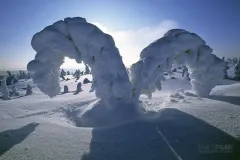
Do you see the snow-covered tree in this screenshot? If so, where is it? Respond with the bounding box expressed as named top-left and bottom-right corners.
top-left (233, 57), bottom-right (238, 64)
top-left (185, 70), bottom-right (190, 81)
top-left (60, 69), bottom-right (66, 80)
top-left (11, 85), bottom-right (19, 96)
top-left (223, 60), bottom-right (229, 79)
top-left (130, 29), bottom-right (224, 98)
top-left (6, 71), bottom-right (13, 85)
top-left (0, 79), bottom-right (11, 100)
top-left (18, 71), bottom-right (22, 79)
top-left (27, 72), bottom-right (31, 79)
top-left (85, 65), bottom-right (90, 75)
top-left (83, 78), bottom-right (91, 84)
top-left (74, 70), bottom-right (80, 80)
top-left (75, 82), bottom-right (82, 93)
top-left (63, 85), bottom-right (68, 93)
top-left (27, 17), bottom-right (224, 116)
top-left (234, 59), bottom-right (240, 80)
top-left (89, 78), bottom-right (96, 92)
top-left (222, 56), bottom-right (225, 62)
top-left (227, 58), bottom-right (232, 64)
top-left (26, 85), bottom-right (33, 95)
top-left (23, 71), bottom-right (27, 80)
top-left (182, 66), bottom-right (187, 77)
top-left (6, 71), bottom-right (18, 85)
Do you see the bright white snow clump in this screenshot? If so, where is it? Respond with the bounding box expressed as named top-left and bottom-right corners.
top-left (27, 17), bottom-right (132, 100)
top-left (130, 29), bottom-right (224, 98)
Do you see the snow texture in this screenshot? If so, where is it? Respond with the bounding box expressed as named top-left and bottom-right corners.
top-left (27, 17), bottom-right (132, 100)
top-left (130, 29), bottom-right (225, 98)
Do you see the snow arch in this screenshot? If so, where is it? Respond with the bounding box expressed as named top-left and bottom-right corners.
top-left (27, 17), bottom-right (132, 100)
top-left (28, 17), bottom-right (224, 101)
top-left (130, 29), bottom-right (225, 98)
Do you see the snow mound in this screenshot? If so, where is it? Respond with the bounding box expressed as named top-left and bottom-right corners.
top-left (62, 98), bottom-right (144, 127)
top-left (169, 88), bottom-right (185, 99)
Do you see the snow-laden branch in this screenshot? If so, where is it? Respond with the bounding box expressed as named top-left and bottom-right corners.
top-left (130, 29), bottom-right (224, 98)
top-left (27, 17), bottom-right (132, 99)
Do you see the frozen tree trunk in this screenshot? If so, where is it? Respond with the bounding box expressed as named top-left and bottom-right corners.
top-left (26, 85), bottom-right (33, 96)
top-left (63, 85), bottom-right (68, 93)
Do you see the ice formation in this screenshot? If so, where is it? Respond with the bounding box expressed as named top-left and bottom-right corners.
top-left (28, 18), bottom-right (224, 101)
top-left (27, 17), bottom-right (132, 100)
top-left (130, 29), bottom-right (225, 98)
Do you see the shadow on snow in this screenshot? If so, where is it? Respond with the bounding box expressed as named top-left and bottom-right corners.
top-left (82, 108), bottom-right (240, 160)
top-left (0, 122), bottom-right (39, 156)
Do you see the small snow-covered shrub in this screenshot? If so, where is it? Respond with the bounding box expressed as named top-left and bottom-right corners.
top-left (26, 85), bottom-right (33, 96)
top-left (63, 85), bottom-right (68, 93)
top-left (171, 68), bottom-right (177, 72)
top-left (10, 85), bottom-right (19, 96)
top-left (83, 78), bottom-right (91, 84)
top-left (75, 82), bottom-right (82, 93)
top-left (1, 80), bottom-right (11, 100)
top-left (234, 59), bottom-right (240, 80)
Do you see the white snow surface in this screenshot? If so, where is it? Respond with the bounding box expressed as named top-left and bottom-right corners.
top-left (0, 74), bottom-right (240, 160)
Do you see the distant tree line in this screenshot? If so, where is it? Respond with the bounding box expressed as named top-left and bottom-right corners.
top-left (0, 70), bottom-right (31, 86)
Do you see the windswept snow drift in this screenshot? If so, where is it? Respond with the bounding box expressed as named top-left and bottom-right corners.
top-left (130, 29), bottom-right (224, 98)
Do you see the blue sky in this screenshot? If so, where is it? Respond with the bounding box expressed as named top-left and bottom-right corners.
top-left (0, 0), bottom-right (239, 69)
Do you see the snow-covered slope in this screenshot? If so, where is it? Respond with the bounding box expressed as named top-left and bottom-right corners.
top-left (0, 74), bottom-right (240, 160)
